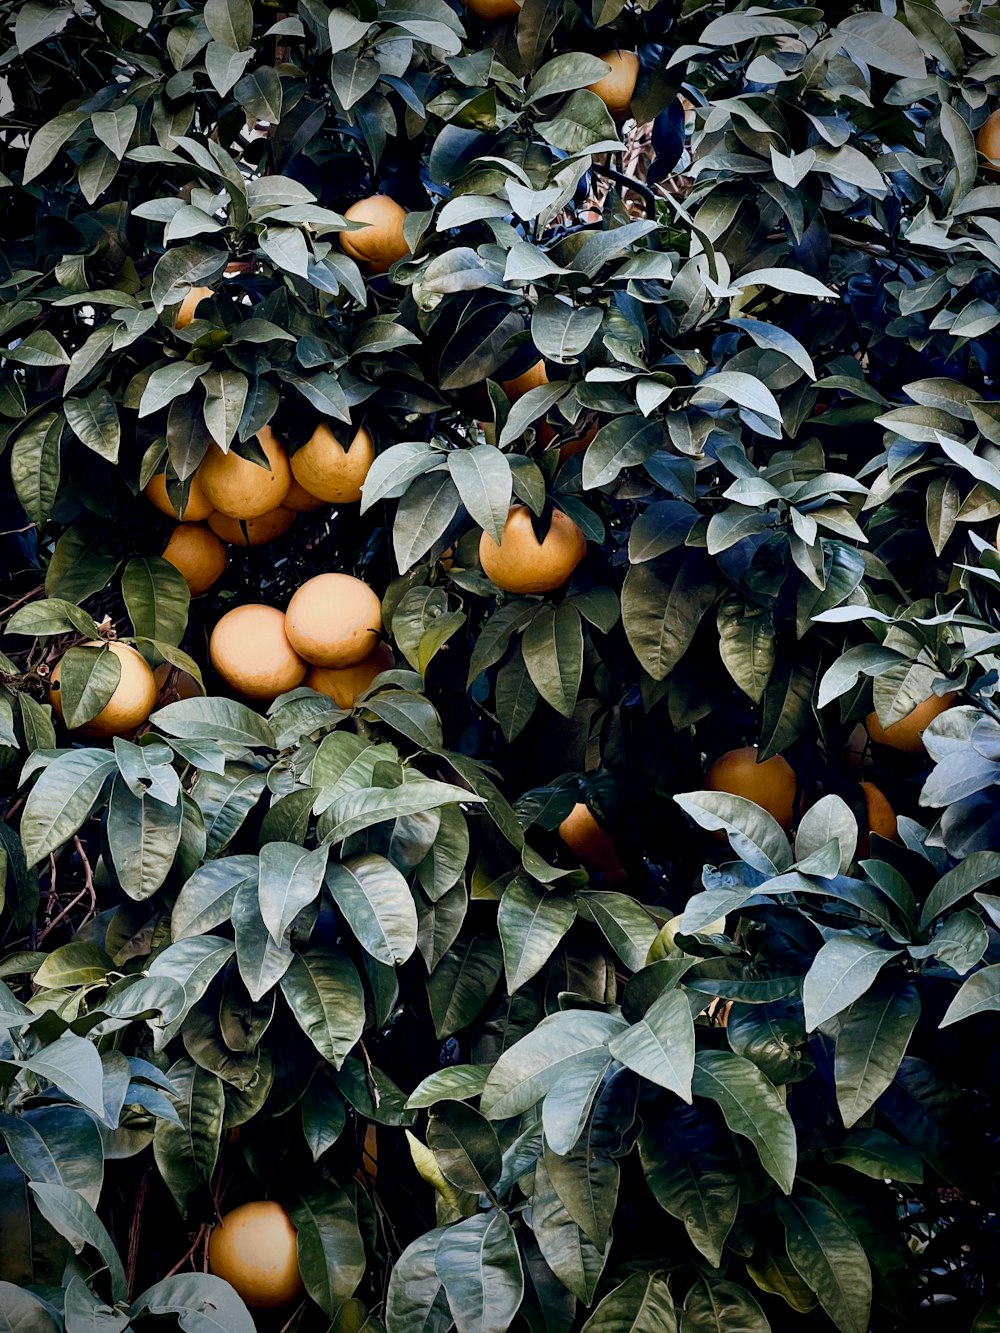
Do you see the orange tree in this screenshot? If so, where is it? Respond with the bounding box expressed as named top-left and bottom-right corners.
top-left (2, 0), bottom-right (1000, 1328)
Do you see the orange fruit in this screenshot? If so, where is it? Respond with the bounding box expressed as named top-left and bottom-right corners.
top-left (208, 1201), bottom-right (304, 1310)
top-left (197, 427), bottom-right (292, 519)
top-left (704, 746), bottom-right (799, 832)
top-left (162, 523), bottom-right (228, 596)
top-left (843, 722), bottom-right (873, 770)
top-left (153, 662), bottom-right (202, 702)
top-left (479, 505), bottom-right (586, 594)
top-left (587, 51), bottom-right (640, 119)
top-left (857, 781), bottom-right (897, 859)
top-left (466, 0), bottom-right (520, 17)
top-left (284, 574), bottom-right (383, 668)
top-left (305, 641), bottom-right (394, 709)
top-left (501, 360), bottom-right (548, 402)
top-left (144, 470), bottom-right (214, 522)
top-left (49, 641), bottom-right (158, 739)
top-left (290, 424), bottom-right (375, 504)
top-left (339, 196), bottom-right (410, 274)
top-left (209, 604), bottom-right (307, 702)
top-left (175, 285), bottom-right (213, 329)
top-left (977, 109), bottom-right (1000, 171)
top-left (865, 692), bottom-right (957, 755)
top-left (208, 507), bottom-right (297, 546)
top-left (558, 802), bottom-right (626, 881)
top-left (283, 478), bottom-right (327, 513)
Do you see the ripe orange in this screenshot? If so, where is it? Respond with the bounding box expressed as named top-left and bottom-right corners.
top-left (339, 196), bottom-right (410, 274)
top-left (290, 424), bottom-right (375, 504)
top-left (284, 574), bottom-right (383, 668)
top-left (153, 662), bottom-right (202, 702)
top-left (558, 802), bottom-right (626, 881)
top-left (197, 427), bottom-right (292, 519)
top-left (704, 746), bottom-right (799, 831)
top-left (208, 507), bottom-right (297, 546)
top-left (466, 0), bottom-right (520, 18)
top-left (977, 109), bottom-right (1000, 170)
top-left (50, 641), bottom-right (158, 739)
top-left (175, 285), bottom-right (213, 329)
top-left (857, 781), bottom-right (897, 859)
top-left (283, 478), bottom-right (327, 513)
top-left (144, 469), bottom-right (214, 522)
top-left (479, 505), bottom-right (586, 594)
top-left (305, 641), bottom-right (394, 709)
top-left (208, 1201), bottom-right (304, 1310)
top-left (587, 51), bottom-right (640, 119)
top-left (865, 692), bottom-right (957, 755)
top-left (502, 360), bottom-right (548, 402)
top-left (162, 523), bottom-right (228, 596)
top-left (209, 604), bottom-right (307, 701)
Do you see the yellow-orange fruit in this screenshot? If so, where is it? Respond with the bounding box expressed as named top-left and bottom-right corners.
top-left (501, 360), bottom-right (548, 402)
top-left (209, 604), bottom-right (307, 701)
top-left (283, 478), bottom-right (327, 513)
top-left (197, 427), bottom-right (292, 519)
top-left (977, 109), bottom-right (1000, 171)
top-left (305, 641), bottom-right (394, 709)
top-left (290, 424), bottom-right (375, 504)
top-left (162, 523), bottom-right (228, 596)
top-left (175, 284), bottom-right (213, 329)
top-left (704, 746), bottom-right (799, 832)
top-left (857, 781), bottom-right (897, 859)
top-left (208, 508), bottom-right (297, 546)
top-left (558, 802), bottom-right (626, 882)
top-left (479, 505), bottom-right (586, 594)
top-left (50, 641), bottom-right (158, 739)
top-left (339, 196), bottom-right (410, 274)
top-left (144, 470), bottom-right (214, 522)
top-left (466, 0), bottom-right (520, 18)
top-left (208, 1201), bottom-right (304, 1310)
top-left (865, 692), bottom-right (957, 755)
top-left (284, 574), bottom-right (383, 669)
top-left (587, 51), bottom-right (640, 119)
top-left (153, 662), bottom-right (202, 702)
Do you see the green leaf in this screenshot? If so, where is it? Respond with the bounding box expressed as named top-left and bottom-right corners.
top-left (11, 412), bottom-right (62, 526)
top-left (0, 1106), bottom-right (104, 1208)
top-left (55, 645), bottom-right (122, 730)
top-left (582, 417), bottom-right (663, 490)
top-left (22, 1033), bottom-right (105, 1116)
top-left (428, 1101), bottom-right (502, 1194)
top-left (622, 554), bottom-right (718, 682)
top-left (107, 777), bottom-right (184, 900)
top-left (129, 1273), bottom-right (255, 1333)
top-left (639, 1100), bottom-right (739, 1267)
top-left (608, 988), bottom-right (695, 1102)
top-left (835, 981), bottom-right (920, 1128)
top-left (232, 879), bottom-right (293, 1001)
top-left (580, 1272), bottom-right (678, 1332)
top-left (434, 1210), bottom-right (524, 1333)
top-left (834, 11), bottom-right (925, 78)
top-left (427, 935), bottom-right (503, 1039)
top-left (680, 1278), bottom-right (769, 1333)
top-left (325, 853), bottom-right (418, 966)
top-left (152, 697), bottom-right (276, 748)
top-left (201, 369), bottom-right (249, 451)
top-left (170, 858), bottom-right (257, 941)
top-left (577, 891), bottom-right (658, 971)
top-left (941, 963), bottom-right (1000, 1026)
top-left (530, 1157), bottom-right (609, 1304)
top-left (691, 1050), bottom-right (796, 1194)
top-left (521, 605), bottom-right (583, 719)
top-left (386, 1229), bottom-right (453, 1333)
top-left (481, 1009), bottom-right (625, 1122)
top-left (5, 598), bottom-right (100, 639)
top-left (138, 361), bottom-right (209, 417)
top-left (0, 1282), bottom-right (62, 1331)
top-left (290, 1185), bottom-right (365, 1314)
top-left (918, 851), bottom-right (1000, 930)
top-left (23, 110), bottom-right (88, 183)
top-left (498, 879), bottom-right (576, 992)
top-left (407, 1064), bottom-right (492, 1110)
top-left (531, 298), bottom-right (603, 362)
top-left (447, 446), bottom-right (512, 546)
top-left (393, 472), bottom-right (461, 573)
top-left (29, 1183), bottom-right (127, 1303)
top-left (776, 1196), bottom-right (872, 1333)
top-left (64, 389), bottom-right (121, 463)
top-left (279, 948), bottom-right (365, 1068)
top-left (122, 556), bottom-right (191, 647)
top-left (21, 749), bottom-right (117, 867)
top-left (152, 1057), bottom-right (224, 1218)
top-left (258, 840), bottom-right (328, 943)
top-left (802, 937), bottom-right (901, 1031)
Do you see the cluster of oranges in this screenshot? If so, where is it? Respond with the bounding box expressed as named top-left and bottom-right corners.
top-left (209, 572), bottom-right (388, 708)
top-left (146, 420), bottom-right (376, 599)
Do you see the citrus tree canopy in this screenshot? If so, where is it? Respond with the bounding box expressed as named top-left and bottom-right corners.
top-left (2, 0), bottom-right (1000, 1328)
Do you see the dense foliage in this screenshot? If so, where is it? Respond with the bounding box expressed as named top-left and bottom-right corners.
top-left (2, 0), bottom-right (1000, 1327)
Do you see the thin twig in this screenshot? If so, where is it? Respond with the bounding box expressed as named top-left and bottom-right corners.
top-left (163, 1224), bottom-right (208, 1279)
top-left (126, 1166), bottom-right (150, 1299)
top-left (1, 584), bottom-right (45, 615)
